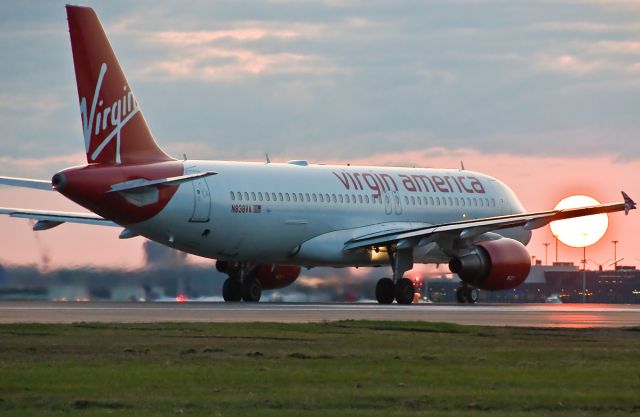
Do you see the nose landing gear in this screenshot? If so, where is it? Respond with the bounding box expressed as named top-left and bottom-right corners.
top-left (375, 246), bottom-right (415, 305)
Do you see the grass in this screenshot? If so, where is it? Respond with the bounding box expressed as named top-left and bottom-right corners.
top-left (0, 321), bottom-right (639, 416)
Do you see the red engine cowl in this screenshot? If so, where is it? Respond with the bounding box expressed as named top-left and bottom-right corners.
top-left (255, 264), bottom-right (301, 290)
top-left (449, 238), bottom-right (531, 291)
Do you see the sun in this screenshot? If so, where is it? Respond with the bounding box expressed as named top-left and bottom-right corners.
top-left (550, 195), bottom-right (608, 248)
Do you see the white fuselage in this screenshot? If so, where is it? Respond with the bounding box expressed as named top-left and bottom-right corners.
top-left (130, 161), bottom-right (531, 267)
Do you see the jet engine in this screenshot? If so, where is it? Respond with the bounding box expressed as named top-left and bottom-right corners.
top-left (448, 238), bottom-right (531, 291)
top-left (254, 264), bottom-right (302, 290)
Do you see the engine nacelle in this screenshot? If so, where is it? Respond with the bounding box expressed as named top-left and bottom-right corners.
top-left (254, 264), bottom-right (301, 290)
top-left (449, 238), bottom-right (531, 291)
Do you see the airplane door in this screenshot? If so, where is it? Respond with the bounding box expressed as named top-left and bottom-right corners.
top-left (187, 168), bottom-right (211, 222)
top-left (392, 191), bottom-right (403, 215)
top-left (383, 191), bottom-right (393, 215)
top-left (487, 179), bottom-right (507, 215)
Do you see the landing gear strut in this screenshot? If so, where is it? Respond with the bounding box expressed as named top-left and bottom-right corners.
top-left (375, 245), bottom-right (415, 304)
top-left (219, 261), bottom-right (262, 302)
top-left (456, 286), bottom-right (479, 304)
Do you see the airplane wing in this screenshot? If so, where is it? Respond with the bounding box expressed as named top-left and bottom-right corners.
top-left (0, 207), bottom-right (118, 230)
top-left (0, 176), bottom-right (52, 191)
top-left (344, 191), bottom-right (636, 250)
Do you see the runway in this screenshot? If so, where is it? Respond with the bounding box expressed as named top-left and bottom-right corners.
top-left (1, 302), bottom-right (639, 327)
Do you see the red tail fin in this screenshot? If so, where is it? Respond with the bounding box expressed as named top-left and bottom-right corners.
top-left (66, 5), bottom-right (172, 165)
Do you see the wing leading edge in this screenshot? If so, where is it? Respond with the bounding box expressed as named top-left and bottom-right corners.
top-left (344, 191), bottom-right (636, 251)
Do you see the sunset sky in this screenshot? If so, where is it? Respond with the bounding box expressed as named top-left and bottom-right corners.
top-left (0, 0), bottom-right (638, 271)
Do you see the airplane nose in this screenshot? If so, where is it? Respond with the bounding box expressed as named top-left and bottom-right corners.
top-left (51, 173), bottom-right (66, 191)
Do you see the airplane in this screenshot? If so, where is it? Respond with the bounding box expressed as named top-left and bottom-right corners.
top-left (0, 5), bottom-right (636, 304)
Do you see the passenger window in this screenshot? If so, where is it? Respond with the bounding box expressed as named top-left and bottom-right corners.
top-left (411, 196), bottom-right (415, 205)
top-left (358, 195), bottom-right (363, 204)
top-left (442, 197), bottom-right (447, 206)
top-left (272, 192), bottom-right (277, 201)
top-left (365, 195), bottom-right (370, 204)
top-left (292, 193), bottom-right (297, 202)
top-left (467, 197), bottom-right (472, 207)
top-left (404, 196), bottom-right (409, 205)
top-left (430, 197), bottom-right (434, 205)
top-left (448, 197), bottom-right (453, 206)
top-left (485, 198), bottom-right (490, 207)
top-left (244, 192), bottom-right (249, 201)
top-left (286, 193), bottom-right (291, 202)
top-left (319, 194), bottom-right (324, 203)
top-left (479, 198), bottom-right (483, 207)
top-left (237, 192), bottom-right (243, 201)
top-left (461, 198), bottom-right (465, 207)
top-left (473, 198), bottom-right (477, 206)
top-left (306, 193), bottom-right (310, 202)
top-left (325, 193), bottom-right (330, 202)
top-left (436, 197), bottom-right (440, 206)
top-left (230, 191), bottom-right (235, 201)
top-left (265, 193), bottom-right (270, 202)
top-left (332, 194), bottom-right (337, 203)
top-left (251, 192), bottom-right (256, 201)
top-left (258, 192), bottom-right (263, 201)
top-left (278, 192), bottom-right (283, 201)
top-left (312, 193), bottom-right (317, 202)
top-left (338, 195), bottom-right (343, 203)
top-left (455, 197), bottom-right (459, 206)
top-left (492, 198), bottom-right (496, 207)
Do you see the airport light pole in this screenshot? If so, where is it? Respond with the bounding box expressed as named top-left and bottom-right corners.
top-left (543, 242), bottom-right (550, 266)
top-left (612, 240), bottom-right (619, 269)
top-left (582, 246), bottom-right (587, 303)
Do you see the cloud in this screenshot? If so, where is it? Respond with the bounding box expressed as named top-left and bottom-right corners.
top-left (2, 1), bottom-right (640, 166)
top-left (138, 47), bottom-right (343, 81)
top-left (536, 54), bottom-right (606, 75)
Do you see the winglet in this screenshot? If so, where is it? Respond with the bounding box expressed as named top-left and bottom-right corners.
top-left (622, 191), bottom-right (636, 215)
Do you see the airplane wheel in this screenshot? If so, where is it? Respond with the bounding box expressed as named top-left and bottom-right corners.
top-left (465, 287), bottom-right (479, 304)
top-left (395, 278), bottom-right (415, 305)
top-left (375, 278), bottom-right (395, 304)
top-left (242, 279), bottom-right (262, 302)
top-left (216, 260), bottom-right (230, 273)
top-left (456, 287), bottom-right (467, 303)
top-left (222, 278), bottom-right (242, 302)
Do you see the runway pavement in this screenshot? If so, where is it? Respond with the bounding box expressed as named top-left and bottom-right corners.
top-left (1, 302), bottom-right (639, 327)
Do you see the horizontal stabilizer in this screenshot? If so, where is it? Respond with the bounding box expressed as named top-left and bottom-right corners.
top-left (107, 171), bottom-right (217, 193)
top-left (0, 176), bottom-right (52, 191)
top-left (0, 207), bottom-right (118, 228)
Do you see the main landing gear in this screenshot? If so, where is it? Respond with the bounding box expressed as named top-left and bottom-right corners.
top-left (375, 246), bottom-right (415, 305)
top-left (218, 261), bottom-right (262, 302)
top-left (456, 285), bottom-right (479, 304)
